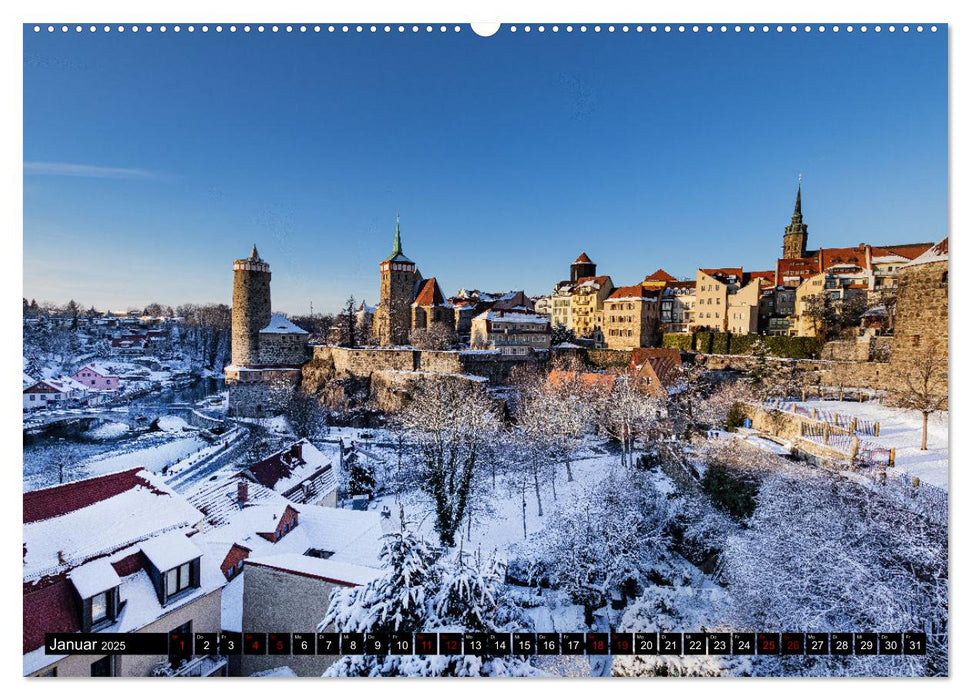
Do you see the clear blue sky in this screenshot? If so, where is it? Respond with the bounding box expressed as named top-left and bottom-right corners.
top-left (23, 25), bottom-right (947, 314)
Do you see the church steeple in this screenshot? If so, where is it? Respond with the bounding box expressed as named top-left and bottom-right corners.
top-left (782, 176), bottom-right (809, 260)
top-left (391, 213), bottom-right (403, 258)
top-left (249, 244), bottom-right (261, 261)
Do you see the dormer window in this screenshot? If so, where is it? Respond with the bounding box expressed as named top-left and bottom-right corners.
top-left (69, 559), bottom-right (122, 632)
top-left (140, 531), bottom-right (204, 605)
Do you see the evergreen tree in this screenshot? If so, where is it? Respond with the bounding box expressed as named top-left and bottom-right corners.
top-left (347, 450), bottom-right (377, 499)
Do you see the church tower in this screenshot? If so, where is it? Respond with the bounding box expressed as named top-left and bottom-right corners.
top-left (231, 245), bottom-right (272, 366)
top-left (782, 179), bottom-right (809, 259)
top-left (571, 252), bottom-right (597, 283)
top-left (374, 216), bottom-right (420, 346)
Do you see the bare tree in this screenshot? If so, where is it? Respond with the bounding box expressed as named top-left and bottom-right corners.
top-left (397, 378), bottom-right (499, 547)
top-left (893, 343), bottom-right (948, 451)
top-left (595, 370), bottom-right (662, 468)
top-left (410, 324), bottom-right (459, 350)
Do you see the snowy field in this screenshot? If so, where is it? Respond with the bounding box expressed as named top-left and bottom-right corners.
top-left (790, 399), bottom-right (949, 489)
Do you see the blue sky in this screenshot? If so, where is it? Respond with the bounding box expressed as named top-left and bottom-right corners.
top-left (23, 25), bottom-right (947, 314)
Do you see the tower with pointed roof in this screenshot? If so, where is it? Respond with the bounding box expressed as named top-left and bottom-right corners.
top-left (231, 244), bottom-right (272, 367)
top-left (783, 179), bottom-right (809, 259)
top-left (374, 215), bottom-right (421, 346)
top-left (571, 252), bottom-right (597, 284)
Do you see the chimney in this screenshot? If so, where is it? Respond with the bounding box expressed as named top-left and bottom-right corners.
top-left (237, 480), bottom-right (248, 507)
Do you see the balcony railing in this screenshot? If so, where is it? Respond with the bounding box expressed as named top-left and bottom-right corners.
top-left (171, 655), bottom-right (228, 677)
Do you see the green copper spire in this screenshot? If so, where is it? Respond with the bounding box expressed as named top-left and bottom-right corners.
top-left (391, 213), bottom-right (403, 257)
top-left (383, 212), bottom-right (413, 263)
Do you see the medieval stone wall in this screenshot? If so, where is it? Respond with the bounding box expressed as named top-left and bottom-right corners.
top-left (891, 259), bottom-right (948, 371)
top-left (257, 332), bottom-right (310, 366)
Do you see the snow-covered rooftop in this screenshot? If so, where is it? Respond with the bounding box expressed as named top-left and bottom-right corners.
top-left (259, 313), bottom-right (309, 335)
top-left (68, 558), bottom-right (121, 599)
top-left (247, 553), bottom-right (381, 586)
top-left (23, 469), bottom-right (205, 580)
top-left (140, 530), bottom-right (204, 572)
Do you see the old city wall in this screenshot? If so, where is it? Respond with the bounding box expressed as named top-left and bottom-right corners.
top-left (892, 259), bottom-right (949, 371)
top-left (702, 353), bottom-right (895, 392)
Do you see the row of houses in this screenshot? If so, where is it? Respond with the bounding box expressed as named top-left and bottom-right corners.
top-left (23, 363), bottom-right (122, 410)
top-left (532, 186), bottom-right (935, 349)
top-left (23, 439), bottom-right (387, 677)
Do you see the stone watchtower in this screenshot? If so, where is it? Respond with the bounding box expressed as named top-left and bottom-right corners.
top-left (231, 245), bottom-right (272, 366)
top-left (571, 252), bottom-right (597, 283)
top-left (374, 216), bottom-right (420, 346)
top-left (782, 180), bottom-right (809, 259)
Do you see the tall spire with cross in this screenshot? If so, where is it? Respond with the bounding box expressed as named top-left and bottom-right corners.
top-left (783, 174), bottom-right (809, 259)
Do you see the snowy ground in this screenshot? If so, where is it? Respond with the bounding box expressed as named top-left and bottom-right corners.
top-left (79, 434), bottom-right (209, 476)
top-left (789, 399), bottom-right (949, 489)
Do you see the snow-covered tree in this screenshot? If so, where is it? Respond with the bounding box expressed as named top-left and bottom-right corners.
top-left (595, 371), bottom-right (662, 468)
top-left (397, 378), bottom-right (499, 546)
top-left (538, 470), bottom-right (681, 624)
top-left (320, 519), bottom-right (541, 677)
top-left (721, 467), bottom-right (947, 676)
top-left (892, 342), bottom-right (947, 451)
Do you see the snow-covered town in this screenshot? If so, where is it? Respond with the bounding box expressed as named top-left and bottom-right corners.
top-left (22, 18), bottom-right (948, 683)
top-left (22, 222), bottom-right (949, 678)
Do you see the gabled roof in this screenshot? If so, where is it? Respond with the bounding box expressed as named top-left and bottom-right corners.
top-left (819, 246), bottom-right (868, 270)
top-left (700, 267), bottom-right (744, 281)
top-left (644, 268), bottom-right (677, 283)
top-left (574, 275), bottom-right (612, 290)
top-left (413, 277), bottom-right (447, 306)
top-left (574, 252), bottom-right (593, 264)
top-left (629, 347), bottom-right (682, 370)
top-left (185, 473), bottom-right (290, 533)
top-left (245, 439), bottom-right (337, 501)
top-left (608, 285), bottom-right (660, 301)
top-left (23, 380), bottom-right (66, 395)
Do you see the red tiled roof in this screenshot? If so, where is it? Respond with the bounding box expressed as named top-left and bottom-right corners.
top-left (643, 355), bottom-right (682, 390)
top-left (870, 242), bottom-right (935, 260)
top-left (413, 278), bottom-right (446, 306)
top-left (700, 267), bottom-right (744, 280)
top-left (665, 280), bottom-right (697, 290)
top-left (629, 347), bottom-right (681, 369)
top-left (644, 268), bottom-right (677, 283)
top-left (608, 284), bottom-right (650, 300)
top-left (574, 275), bottom-right (612, 287)
top-left (818, 246), bottom-right (868, 270)
top-left (249, 443), bottom-right (309, 491)
top-left (23, 468), bottom-right (163, 524)
top-left (547, 369), bottom-right (614, 393)
top-left (574, 252), bottom-right (593, 264)
top-left (23, 576), bottom-right (81, 655)
top-left (744, 270), bottom-right (776, 286)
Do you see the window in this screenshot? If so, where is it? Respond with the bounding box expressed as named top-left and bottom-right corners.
top-left (91, 591), bottom-right (108, 625)
top-left (90, 656), bottom-right (114, 677)
top-left (165, 562), bottom-right (193, 597)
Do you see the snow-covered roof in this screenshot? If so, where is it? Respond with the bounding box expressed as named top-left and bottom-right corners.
top-left (247, 553), bottom-right (381, 586)
top-left (245, 439), bottom-right (337, 500)
top-left (23, 469), bottom-right (205, 580)
top-left (68, 558), bottom-right (121, 599)
top-left (259, 314), bottom-right (309, 335)
top-left (473, 310), bottom-right (551, 325)
top-left (140, 530), bottom-right (204, 572)
top-left (185, 473), bottom-right (291, 533)
top-left (901, 237), bottom-right (948, 269)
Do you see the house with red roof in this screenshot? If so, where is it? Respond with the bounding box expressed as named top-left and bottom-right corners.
top-left (602, 284), bottom-right (662, 350)
top-left (242, 439), bottom-right (338, 507)
top-left (23, 469), bottom-right (226, 677)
